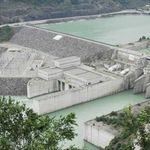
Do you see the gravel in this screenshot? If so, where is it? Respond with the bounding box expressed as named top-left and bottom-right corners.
top-left (0, 78), bottom-right (30, 96)
top-left (10, 26), bottom-right (114, 62)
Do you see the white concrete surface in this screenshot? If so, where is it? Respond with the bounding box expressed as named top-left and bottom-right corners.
top-left (32, 78), bottom-right (124, 115)
top-left (27, 78), bottom-right (59, 98)
top-left (54, 56), bottom-right (81, 68)
top-left (85, 120), bottom-right (118, 149)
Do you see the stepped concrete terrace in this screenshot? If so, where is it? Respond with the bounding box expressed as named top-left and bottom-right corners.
top-left (0, 43), bottom-right (57, 96)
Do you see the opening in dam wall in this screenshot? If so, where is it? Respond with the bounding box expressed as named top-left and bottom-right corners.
top-left (32, 78), bottom-right (124, 115)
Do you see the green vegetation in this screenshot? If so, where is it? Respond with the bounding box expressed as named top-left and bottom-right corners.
top-left (139, 36), bottom-right (150, 42)
top-left (0, 97), bottom-right (80, 150)
top-left (11, 0), bottom-right (80, 6)
top-left (9, 0), bottom-right (150, 7)
top-left (0, 26), bottom-right (14, 42)
top-left (96, 106), bottom-right (150, 150)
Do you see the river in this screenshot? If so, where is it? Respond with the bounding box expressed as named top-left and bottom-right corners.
top-left (49, 90), bottom-right (147, 149)
top-left (36, 14), bottom-right (150, 45)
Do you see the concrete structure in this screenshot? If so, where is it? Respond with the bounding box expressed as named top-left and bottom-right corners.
top-left (32, 78), bottom-right (124, 114)
top-left (84, 101), bottom-right (150, 149)
top-left (0, 25), bottom-right (150, 115)
top-left (10, 26), bottom-right (114, 62)
top-left (54, 56), bottom-right (81, 68)
top-left (29, 54), bottom-right (125, 114)
top-left (85, 120), bottom-right (118, 149)
top-left (29, 49), bottom-right (150, 114)
top-left (0, 44), bottom-right (125, 114)
top-left (1, 39), bottom-right (150, 114)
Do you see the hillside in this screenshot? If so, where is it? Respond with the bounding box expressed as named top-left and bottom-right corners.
top-left (0, 0), bottom-right (150, 24)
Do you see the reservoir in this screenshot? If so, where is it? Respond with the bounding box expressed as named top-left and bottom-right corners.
top-left (36, 14), bottom-right (150, 45)
top-left (50, 90), bottom-right (147, 149)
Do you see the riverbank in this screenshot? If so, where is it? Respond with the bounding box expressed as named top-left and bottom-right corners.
top-left (120, 39), bottom-right (150, 54)
top-left (1, 9), bottom-right (149, 28)
top-left (45, 9), bottom-right (150, 24)
top-left (1, 0), bottom-right (150, 25)
top-left (85, 99), bottom-right (150, 149)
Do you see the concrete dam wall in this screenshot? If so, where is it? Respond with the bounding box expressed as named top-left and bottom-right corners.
top-left (10, 26), bottom-right (114, 62)
top-left (32, 78), bottom-right (124, 115)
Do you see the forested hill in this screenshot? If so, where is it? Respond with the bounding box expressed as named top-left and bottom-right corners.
top-left (0, 0), bottom-right (150, 24)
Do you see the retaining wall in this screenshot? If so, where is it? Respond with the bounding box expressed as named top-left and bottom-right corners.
top-left (133, 75), bottom-right (145, 94)
top-left (0, 78), bottom-right (30, 96)
top-left (27, 78), bottom-right (59, 98)
top-left (146, 83), bottom-right (150, 98)
top-left (32, 78), bottom-right (124, 115)
top-left (85, 123), bottom-right (116, 149)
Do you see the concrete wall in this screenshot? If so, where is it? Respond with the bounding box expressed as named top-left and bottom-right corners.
top-left (117, 51), bottom-right (140, 64)
top-left (145, 83), bottom-right (150, 98)
top-left (143, 73), bottom-right (150, 91)
top-left (133, 72), bottom-right (150, 96)
top-left (124, 69), bottom-right (143, 89)
top-left (0, 78), bottom-right (30, 96)
top-left (133, 75), bottom-right (145, 94)
top-left (32, 78), bottom-right (124, 115)
top-left (27, 78), bottom-right (59, 98)
top-left (85, 124), bottom-right (115, 149)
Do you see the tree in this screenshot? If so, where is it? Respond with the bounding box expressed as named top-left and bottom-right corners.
top-left (136, 125), bottom-right (150, 150)
top-left (135, 109), bottom-right (150, 150)
top-left (0, 96), bottom-right (80, 150)
top-left (0, 26), bottom-right (14, 42)
top-left (106, 106), bottom-right (150, 150)
top-left (121, 106), bottom-right (138, 134)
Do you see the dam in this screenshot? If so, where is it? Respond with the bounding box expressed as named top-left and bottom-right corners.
top-left (0, 13), bottom-right (150, 150)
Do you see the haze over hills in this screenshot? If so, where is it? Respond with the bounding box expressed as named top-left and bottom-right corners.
top-left (0, 0), bottom-right (150, 24)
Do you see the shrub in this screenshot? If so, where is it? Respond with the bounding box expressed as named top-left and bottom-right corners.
top-left (0, 26), bottom-right (14, 42)
top-left (110, 111), bottom-right (118, 116)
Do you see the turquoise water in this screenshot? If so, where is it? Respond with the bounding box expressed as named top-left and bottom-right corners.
top-left (36, 15), bottom-right (150, 45)
top-left (84, 141), bottom-right (101, 150)
top-left (50, 90), bottom-right (146, 149)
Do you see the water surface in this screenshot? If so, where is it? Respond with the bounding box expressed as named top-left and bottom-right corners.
top-left (50, 90), bottom-right (146, 149)
top-left (36, 15), bottom-right (150, 45)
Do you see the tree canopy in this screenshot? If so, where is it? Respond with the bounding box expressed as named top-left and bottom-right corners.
top-left (0, 26), bottom-right (14, 42)
top-left (104, 106), bottom-right (150, 150)
top-left (0, 96), bottom-right (80, 150)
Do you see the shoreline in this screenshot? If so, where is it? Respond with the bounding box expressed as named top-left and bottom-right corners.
top-left (0, 9), bottom-right (150, 27)
top-left (45, 9), bottom-right (150, 24)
